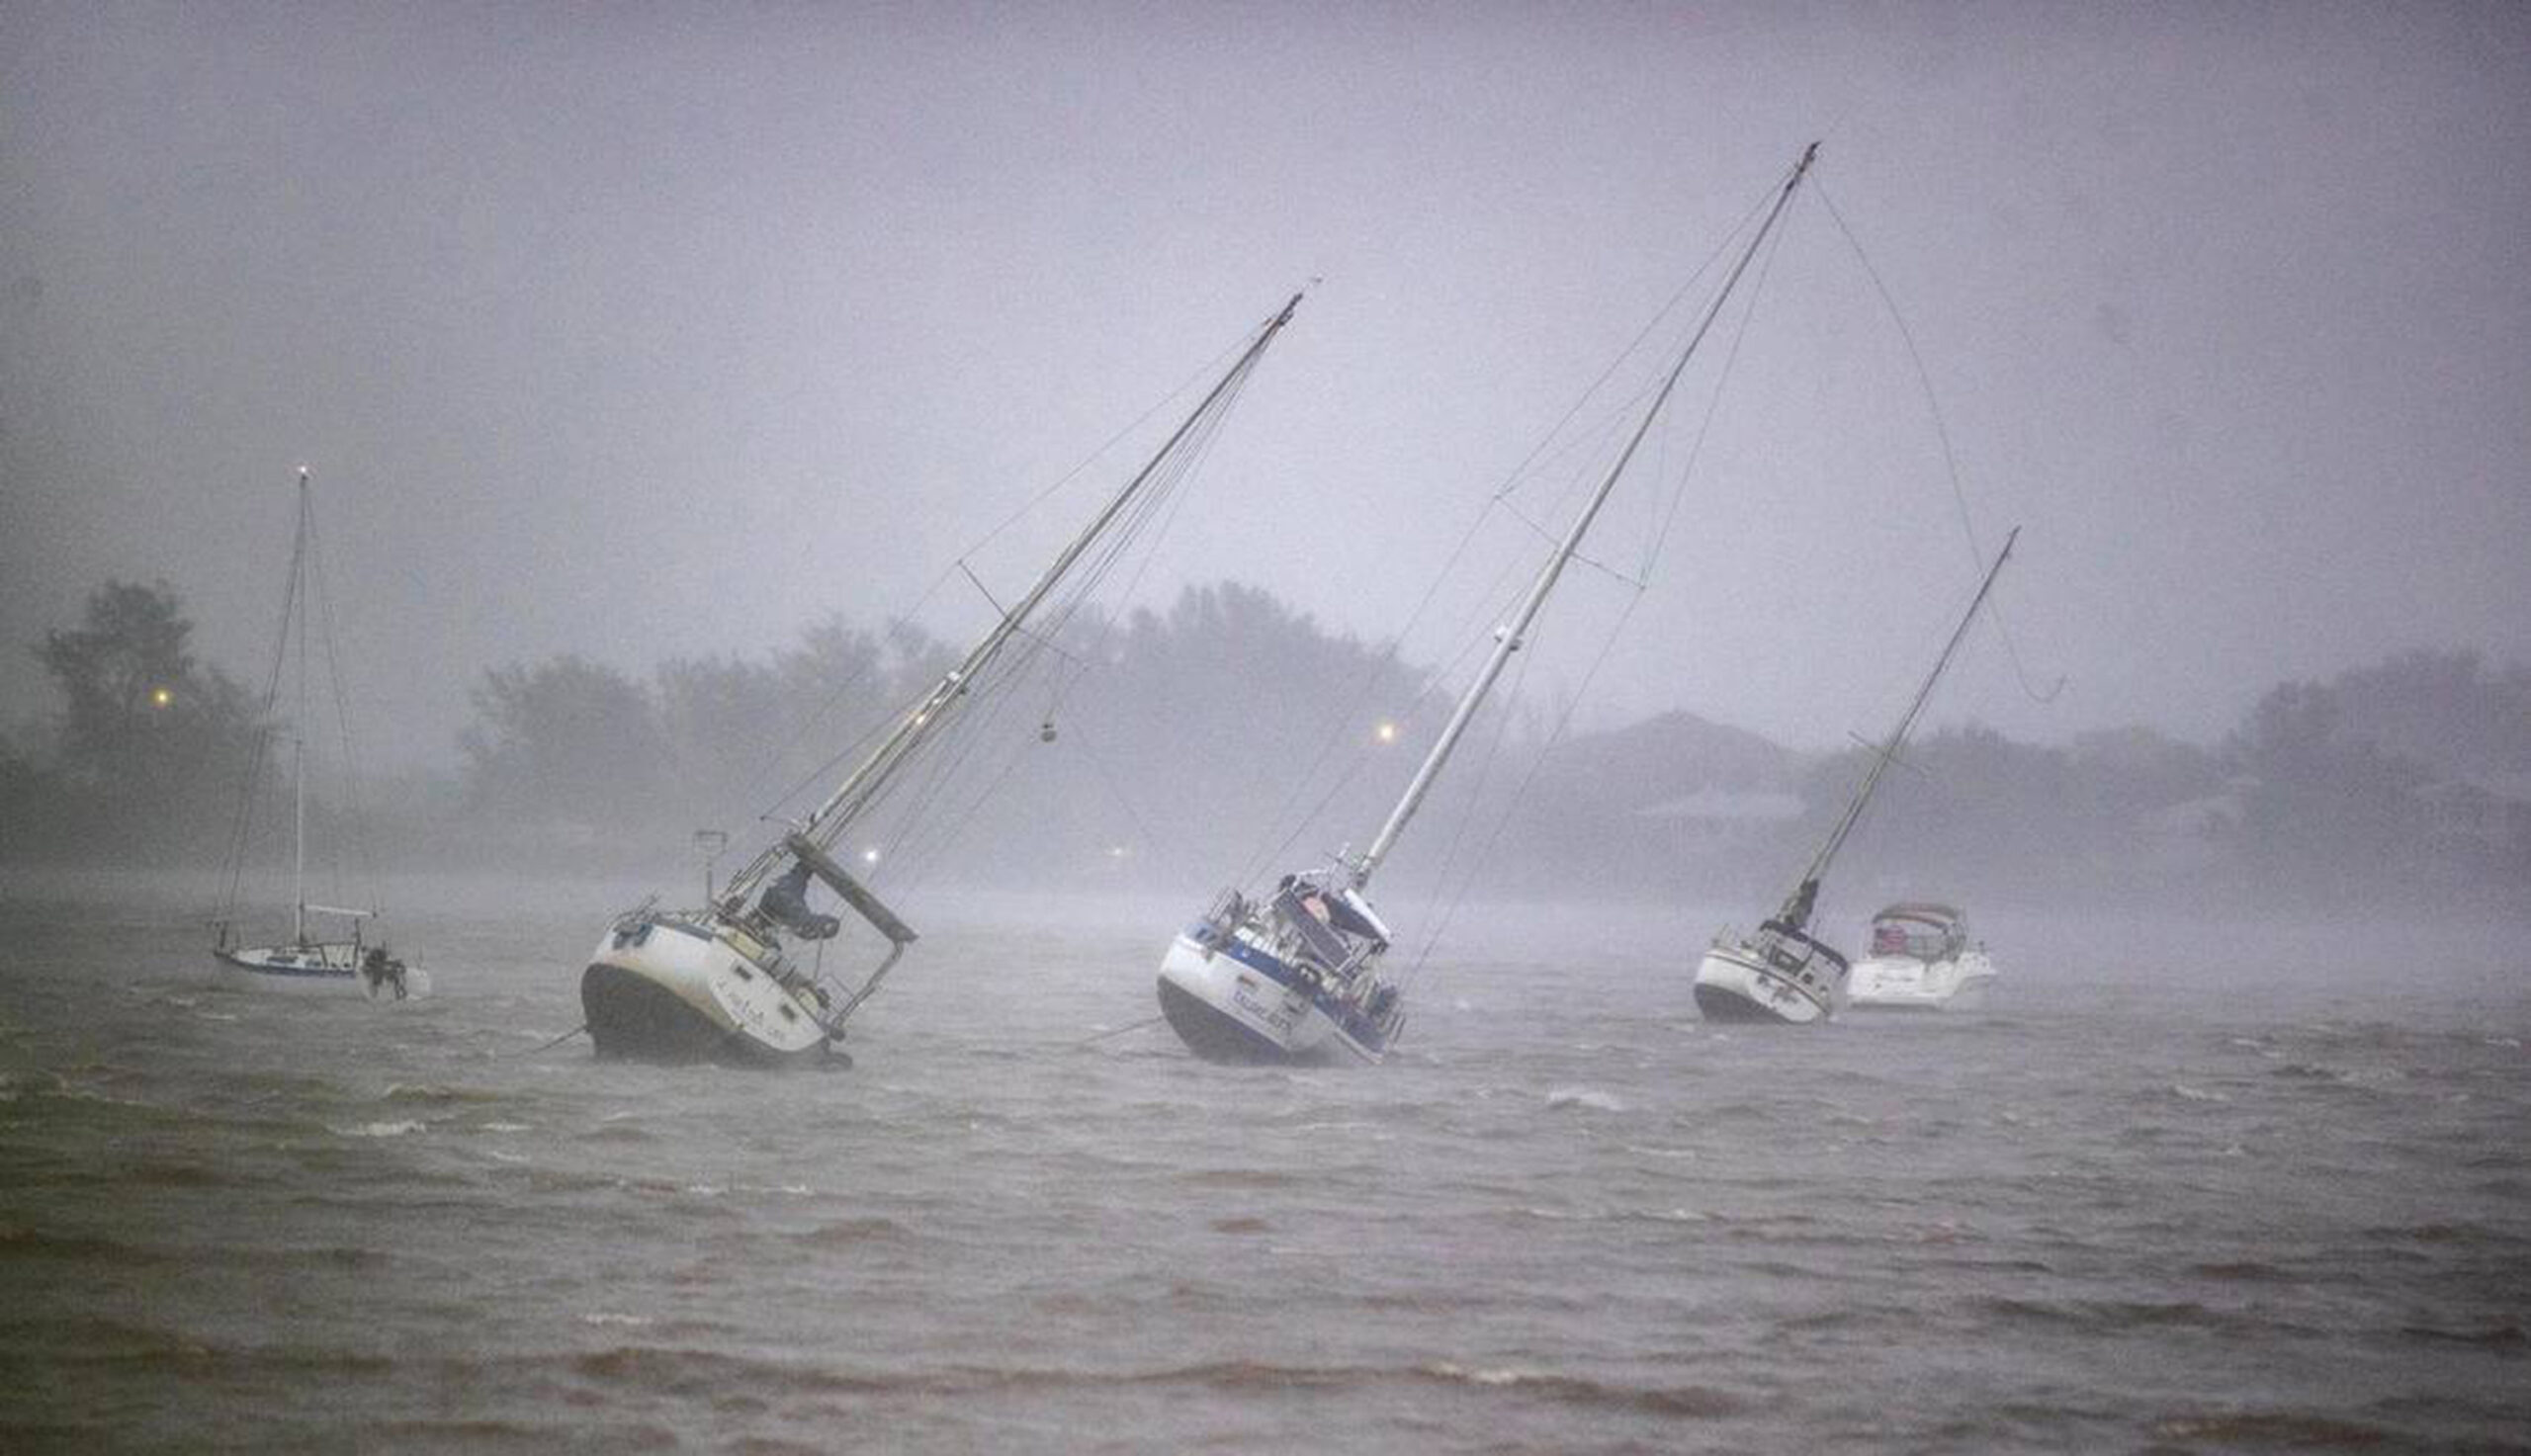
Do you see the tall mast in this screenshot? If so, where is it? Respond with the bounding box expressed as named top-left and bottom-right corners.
top-left (723, 293), bottom-right (1303, 905)
top-left (1355, 142), bottom-right (1820, 887)
top-left (1777, 526), bottom-right (2017, 928)
top-left (291, 468), bottom-right (309, 946)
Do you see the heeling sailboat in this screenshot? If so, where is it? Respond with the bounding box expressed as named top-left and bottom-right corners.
top-left (1156, 143), bottom-right (1822, 1066)
top-left (581, 293), bottom-right (1303, 1067)
top-left (212, 469), bottom-right (418, 1001)
top-left (1691, 527), bottom-right (2018, 1025)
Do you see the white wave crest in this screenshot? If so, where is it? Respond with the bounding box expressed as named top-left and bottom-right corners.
top-left (1545, 1086), bottom-right (1626, 1112)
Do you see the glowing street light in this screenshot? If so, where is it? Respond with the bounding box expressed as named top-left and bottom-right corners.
top-left (1374, 720), bottom-right (1398, 744)
top-left (150, 687), bottom-right (174, 708)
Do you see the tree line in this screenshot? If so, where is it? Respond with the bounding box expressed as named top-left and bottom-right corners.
top-left (7, 577), bottom-right (2525, 909)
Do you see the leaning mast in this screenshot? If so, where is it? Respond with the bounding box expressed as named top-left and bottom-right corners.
top-left (1354, 143), bottom-right (1820, 887)
top-left (1775, 526), bottom-right (2018, 929)
top-left (721, 293), bottom-right (1304, 907)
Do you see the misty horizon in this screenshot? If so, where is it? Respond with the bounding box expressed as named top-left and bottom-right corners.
top-left (6, 5), bottom-right (2527, 776)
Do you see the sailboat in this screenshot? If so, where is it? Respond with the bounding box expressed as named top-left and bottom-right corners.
top-left (212, 469), bottom-right (419, 1001)
top-left (1156, 143), bottom-right (1823, 1066)
top-left (580, 294), bottom-right (1303, 1066)
top-left (1691, 528), bottom-right (2017, 1024)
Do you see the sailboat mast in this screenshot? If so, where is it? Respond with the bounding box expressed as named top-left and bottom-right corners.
top-left (292, 469), bottom-right (309, 946)
top-left (723, 293), bottom-right (1304, 904)
top-left (1784, 526), bottom-right (2018, 916)
top-left (1354, 143), bottom-right (1820, 887)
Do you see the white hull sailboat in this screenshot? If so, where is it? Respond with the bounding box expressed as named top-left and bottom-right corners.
top-left (1160, 144), bottom-right (1824, 1066)
top-left (1692, 532), bottom-right (2018, 1025)
top-left (1844, 901), bottom-right (1996, 1011)
top-left (582, 296), bottom-right (1303, 1067)
top-left (212, 469), bottom-right (423, 1002)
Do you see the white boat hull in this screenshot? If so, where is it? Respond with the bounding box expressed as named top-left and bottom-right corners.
top-left (1155, 928), bottom-right (1395, 1066)
top-left (1845, 950), bottom-right (1997, 1012)
top-left (1692, 933), bottom-right (1841, 1026)
top-left (216, 942), bottom-right (428, 1000)
top-left (581, 912), bottom-right (842, 1068)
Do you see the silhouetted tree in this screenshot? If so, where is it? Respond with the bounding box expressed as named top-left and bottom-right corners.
top-left (2324, 648), bottom-right (2531, 778)
top-left (460, 655), bottom-right (665, 827)
top-left (2228, 679), bottom-right (2430, 896)
top-left (22, 581), bottom-right (259, 857)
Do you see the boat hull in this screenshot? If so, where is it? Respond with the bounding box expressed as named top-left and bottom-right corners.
top-left (1692, 939), bottom-right (1838, 1025)
top-left (1845, 950), bottom-right (1997, 1012)
top-left (581, 913), bottom-right (840, 1069)
top-left (1155, 929), bottom-right (1394, 1065)
top-left (216, 942), bottom-right (426, 1000)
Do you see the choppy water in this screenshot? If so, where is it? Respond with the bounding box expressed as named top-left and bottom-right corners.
top-left (2, 877), bottom-right (2526, 1453)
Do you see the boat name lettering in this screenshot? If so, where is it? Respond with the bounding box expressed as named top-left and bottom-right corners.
top-left (1231, 985), bottom-right (1295, 1034)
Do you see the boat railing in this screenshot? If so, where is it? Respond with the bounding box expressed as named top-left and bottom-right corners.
top-left (779, 833), bottom-right (919, 1034)
top-left (1756, 919), bottom-right (1852, 978)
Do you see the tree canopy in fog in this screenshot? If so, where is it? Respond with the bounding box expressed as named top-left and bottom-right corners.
top-left (8, 578), bottom-right (2520, 912)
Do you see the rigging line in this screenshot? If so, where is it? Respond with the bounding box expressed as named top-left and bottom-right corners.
top-left (1075, 1013), bottom-right (1166, 1047)
top-left (975, 351), bottom-right (1256, 746)
top-left (218, 488), bottom-right (310, 922)
top-left (793, 301), bottom-right (1300, 890)
top-left (1226, 403), bottom-right (1564, 886)
top-left (862, 636), bottom-right (1057, 879)
top-left (1405, 591), bottom-right (1647, 991)
top-left (511, 1023), bottom-right (588, 1057)
top-left (1400, 597), bottom-right (1548, 980)
top-left (1234, 637), bottom-right (1437, 888)
top-left (1640, 179), bottom-right (1801, 581)
top-left (1498, 364), bottom-right (1665, 512)
top-left (1238, 554), bottom-right (1526, 889)
top-left (1047, 381), bottom-right (1246, 691)
top-left (304, 514), bottom-right (350, 913)
top-left (1230, 237), bottom-right (1764, 889)
top-left (1495, 495), bottom-right (1646, 588)
top-left (837, 665), bottom-right (1002, 865)
top-left (752, 332), bottom-right (1242, 826)
top-left (957, 559), bottom-right (1012, 621)
top-left (1034, 447), bottom-right (1215, 728)
top-left (882, 706), bottom-right (1041, 898)
top-left (745, 574), bottom-right (962, 818)
top-left (1062, 715), bottom-right (1208, 897)
top-left (305, 506), bottom-right (381, 915)
top-left (1020, 409), bottom-right (1249, 759)
top-left (956, 326), bottom-right (1254, 564)
top-left (1484, 181), bottom-right (1777, 510)
top-left (1812, 177), bottom-right (2064, 707)
top-left (1056, 348), bottom-right (1260, 623)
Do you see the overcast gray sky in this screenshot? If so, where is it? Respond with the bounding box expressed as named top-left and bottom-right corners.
top-left (4, 2), bottom-right (2526, 768)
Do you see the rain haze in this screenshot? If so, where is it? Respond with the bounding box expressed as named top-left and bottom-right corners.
top-left (5, 3), bottom-right (2525, 767)
top-left (4, 6), bottom-right (2529, 1453)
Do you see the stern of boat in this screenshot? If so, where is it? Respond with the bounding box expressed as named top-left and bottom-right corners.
top-left (582, 909), bottom-right (837, 1068)
top-left (1692, 926), bottom-right (1842, 1026)
top-left (1156, 924), bottom-right (1341, 1065)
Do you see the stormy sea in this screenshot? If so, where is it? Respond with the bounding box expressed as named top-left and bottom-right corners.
top-left (2, 875), bottom-right (2524, 1453)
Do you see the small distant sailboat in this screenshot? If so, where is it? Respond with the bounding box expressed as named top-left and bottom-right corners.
top-left (580, 295), bottom-right (1303, 1066)
top-left (212, 469), bottom-right (421, 1001)
top-left (1844, 901), bottom-right (1996, 1011)
top-left (1156, 144), bottom-right (1823, 1065)
top-left (1691, 529), bottom-right (2017, 1025)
